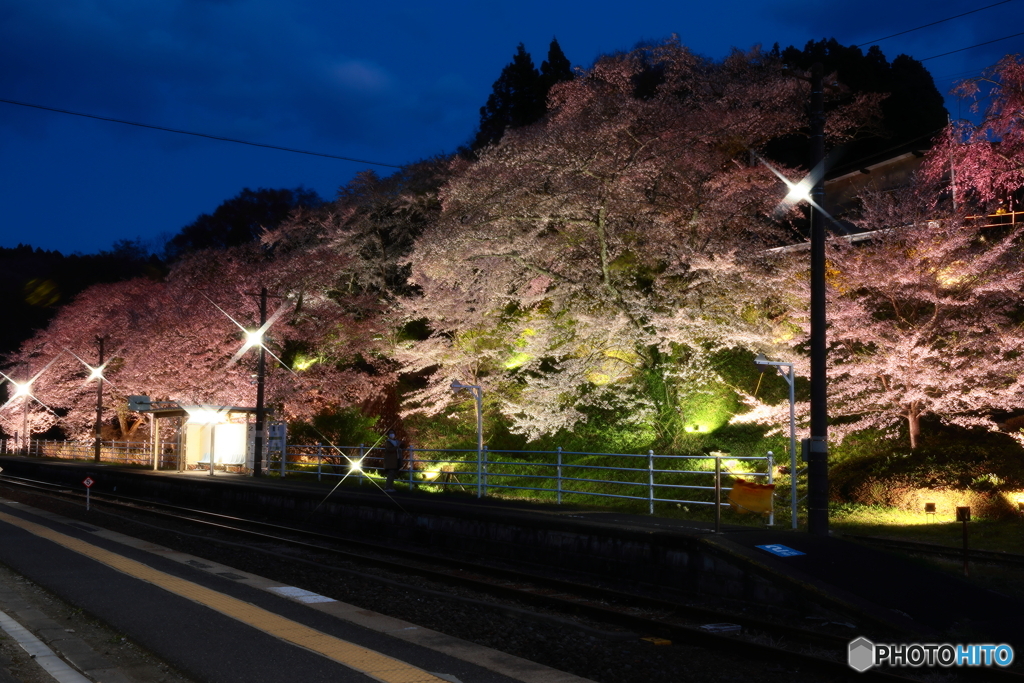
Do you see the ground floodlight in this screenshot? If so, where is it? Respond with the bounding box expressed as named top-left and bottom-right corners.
top-left (924, 502), bottom-right (936, 514)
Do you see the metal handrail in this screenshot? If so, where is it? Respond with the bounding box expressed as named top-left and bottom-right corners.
top-left (10, 439), bottom-right (783, 522)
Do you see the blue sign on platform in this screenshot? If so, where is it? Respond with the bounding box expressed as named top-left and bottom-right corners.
top-left (756, 544), bottom-right (805, 557)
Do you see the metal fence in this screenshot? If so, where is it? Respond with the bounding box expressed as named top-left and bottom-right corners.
top-left (2, 438), bottom-right (777, 521)
top-left (270, 444), bottom-right (776, 520)
top-left (16, 439), bottom-right (179, 469)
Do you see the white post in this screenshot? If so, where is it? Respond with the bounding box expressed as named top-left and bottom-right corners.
top-left (786, 365), bottom-right (797, 529)
top-left (474, 389), bottom-right (483, 491)
top-left (648, 450), bottom-right (655, 515)
top-left (482, 446), bottom-right (489, 497)
top-left (557, 447), bottom-right (563, 504)
top-left (208, 426), bottom-right (216, 476)
top-left (476, 444), bottom-right (483, 499)
top-left (714, 454), bottom-right (722, 534)
top-left (767, 451), bottom-right (775, 527)
top-left (151, 415), bottom-right (159, 471)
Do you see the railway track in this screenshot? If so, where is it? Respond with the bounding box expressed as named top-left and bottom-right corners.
top-left (843, 533), bottom-right (1024, 567)
top-left (0, 473), bottom-right (1019, 683)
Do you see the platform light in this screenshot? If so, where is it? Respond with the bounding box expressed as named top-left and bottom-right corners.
top-left (242, 329), bottom-right (264, 352)
top-left (66, 347), bottom-right (113, 386)
top-left (10, 381), bottom-right (31, 399)
top-left (184, 406), bottom-right (229, 425)
top-left (0, 355), bottom-right (64, 452)
top-left (782, 176), bottom-right (813, 205)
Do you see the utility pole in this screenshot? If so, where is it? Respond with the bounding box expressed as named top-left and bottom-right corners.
top-left (807, 63), bottom-right (829, 536)
top-left (253, 287), bottom-right (267, 477)
top-left (21, 392), bottom-right (28, 455)
top-left (94, 335), bottom-right (105, 462)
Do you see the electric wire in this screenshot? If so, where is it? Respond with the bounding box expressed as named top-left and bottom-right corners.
top-left (855, 0), bottom-right (1017, 48)
top-left (0, 97), bottom-right (403, 169)
top-left (920, 30), bottom-right (1024, 61)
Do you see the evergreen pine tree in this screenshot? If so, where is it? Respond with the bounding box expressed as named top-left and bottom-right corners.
top-left (540, 37), bottom-right (574, 92)
top-left (770, 38), bottom-right (948, 168)
top-left (472, 39), bottom-right (575, 151)
top-left (473, 44), bottom-right (543, 150)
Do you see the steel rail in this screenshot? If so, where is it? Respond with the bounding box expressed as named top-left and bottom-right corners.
top-left (1, 475), bottom-right (1018, 682)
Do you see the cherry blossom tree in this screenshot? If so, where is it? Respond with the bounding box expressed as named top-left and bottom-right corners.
top-left (403, 41), bottom-right (875, 441)
top-left (924, 55), bottom-right (1024, 205)
top-left (4, 240), bottom-right (390, 440)
top-left (814, 186), bottom-right (1024, 449)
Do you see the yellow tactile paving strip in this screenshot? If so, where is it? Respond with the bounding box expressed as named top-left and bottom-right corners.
top-left (0, 510), bottom-right (446, 683)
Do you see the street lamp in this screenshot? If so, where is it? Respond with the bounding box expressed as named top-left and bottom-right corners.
top-left (450, 380), bottom-right (484, 497)
top-left (1, 354), bottom-right (62, 454)
top-left (760, 62), bottom-right (831, 536)
top-left (12, 381), bottom-right (31, 453)
top-left (93, 336), bottom-right (107, 462)
top-left (205, 288), bottom-right (290, 477)
top-left (65, 340), bottom-right (114, 463)
top-left (754, 353), bottom-right (798, 529)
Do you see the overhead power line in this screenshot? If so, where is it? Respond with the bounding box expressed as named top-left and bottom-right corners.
top-left (855, 0), bottom-right (1017, 48)
top-left (920, 30), bottom-right (1024, 61)
top-left (0, 97), bottom-right (404, 169)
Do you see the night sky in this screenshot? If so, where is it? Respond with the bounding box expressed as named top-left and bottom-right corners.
top-left (2, 0), bottom-right (1022, 255)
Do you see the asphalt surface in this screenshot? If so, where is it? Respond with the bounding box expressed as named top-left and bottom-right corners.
top-left (0, 496), bottom-right (581, 683)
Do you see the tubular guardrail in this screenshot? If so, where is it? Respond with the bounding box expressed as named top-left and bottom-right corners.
top-left (268, 443), bottom-right (775, 517)
top-left (5, 439), bottom-right (776, 518)
top-left (22, 439), bottom-right (179, 469)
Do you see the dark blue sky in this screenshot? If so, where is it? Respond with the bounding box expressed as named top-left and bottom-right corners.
top-left (2, 0), bottom-right (1022, 255)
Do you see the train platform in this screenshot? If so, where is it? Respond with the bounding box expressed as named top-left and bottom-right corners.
top-left (0, 491), bottom-right (593, 683)
top-left (0, 456), bottom-right (1020, 653)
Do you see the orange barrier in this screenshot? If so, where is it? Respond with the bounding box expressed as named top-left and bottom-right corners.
top-left (728, 478), bottom-right (775, 516)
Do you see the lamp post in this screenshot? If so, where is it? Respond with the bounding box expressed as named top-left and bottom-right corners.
top-left (93, 335), bottom-right (106, 462)
top-left (754, 353), bottom-right (798, 529)
top-left (450, 380), bottom-right (483, 497)
top-left (253, 287), bottom-right (267, 477)
top-left (211, 287), bottom-right (277, 477)
top-left (18, 383), bottom-right (30, 454)
top-left (768, 62), bottom-right (830, 535)
top-left (806, 63), bottom-right (830, 537)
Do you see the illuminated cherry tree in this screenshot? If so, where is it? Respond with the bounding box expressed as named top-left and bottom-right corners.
top-left (403, 41), bottom-right (875, 440)
top-left (814, 186), bottom-right (1024, 449)
top-left (924, 55), bottom-right (1024, 204)
top-left (4, 241), bottom-right (390, 440)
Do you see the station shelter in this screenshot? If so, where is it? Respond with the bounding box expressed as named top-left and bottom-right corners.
top-left (127, 396), bottom-right (284, 473)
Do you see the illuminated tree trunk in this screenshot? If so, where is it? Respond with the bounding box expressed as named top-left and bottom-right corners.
top-left (905, 402), bottom-right (921, 451)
